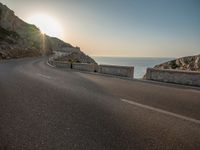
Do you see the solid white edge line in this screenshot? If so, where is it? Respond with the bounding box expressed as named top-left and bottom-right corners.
top-left (47, 61), bottom-right (55, 68)
top-left (37, 73), bottom-right (52, 79)
top-left (120, 98), bottom-right (200, 125)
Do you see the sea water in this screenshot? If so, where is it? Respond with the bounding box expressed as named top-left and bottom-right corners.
top-left (92, 57), bottom-right (174, 78)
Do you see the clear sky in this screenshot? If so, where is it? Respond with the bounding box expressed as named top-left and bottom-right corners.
top-left (1, 0), bottom-right (200, 57)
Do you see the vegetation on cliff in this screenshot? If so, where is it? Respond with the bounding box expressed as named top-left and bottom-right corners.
top-left (54, 51), bottom-right (96, 64)
top-left (154, 54), bottom-right (200, 71)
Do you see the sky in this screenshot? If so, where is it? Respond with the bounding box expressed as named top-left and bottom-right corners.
top-left (1, 0), bottom-right (200, 57)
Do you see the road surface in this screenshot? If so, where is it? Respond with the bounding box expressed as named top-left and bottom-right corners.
top-left (0, 57), bottom-right (200, 150)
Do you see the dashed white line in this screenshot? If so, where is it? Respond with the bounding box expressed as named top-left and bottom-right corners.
top-left (120, 98), bottom-right (200, 125)
top-left (37, 73), bottom-right (52, 79)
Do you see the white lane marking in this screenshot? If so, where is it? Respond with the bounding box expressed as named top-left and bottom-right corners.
top-left (120, 98), bottom-right (200, 125)
top-left (37, 73), bottom-right (52, 79)
top-left (47, 62), bottom-right (55, 68)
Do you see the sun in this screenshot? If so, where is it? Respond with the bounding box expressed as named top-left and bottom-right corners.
top-left (26, 14), bottom-right (62, 38)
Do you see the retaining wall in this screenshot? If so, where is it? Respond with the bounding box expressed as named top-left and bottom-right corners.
top-left (146, 68), bottom-right (200, 86)
top-left (48, 58), bottom-right (134, 78)
top-left (72, 63), bottom-right (98, 72)
top-left (98, 65), bottom-right (134, 78)
top-left (51, 60), bottom-right (71, 68)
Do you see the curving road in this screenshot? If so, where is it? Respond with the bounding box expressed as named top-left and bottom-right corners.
top-left (0, 57), bottom-right (200, 150)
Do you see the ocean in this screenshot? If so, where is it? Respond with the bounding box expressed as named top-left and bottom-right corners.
top-left (92, 57), bottom-right (174, 78)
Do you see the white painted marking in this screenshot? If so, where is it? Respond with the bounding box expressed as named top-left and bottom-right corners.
top-left (47, 61), bottom-right (55, 68)
top-left (37, 73), bottom-right (52, 79)
top-left (120, 98), bottom-right (200, 125)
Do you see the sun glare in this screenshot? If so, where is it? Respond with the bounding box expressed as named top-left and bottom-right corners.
top-left (26, 14), bottom-right (62, 38)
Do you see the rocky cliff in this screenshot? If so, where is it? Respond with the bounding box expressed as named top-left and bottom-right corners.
top-left (154, 54), bottom-right (200, 71)
top-left (54, 51), bottom-right (96, 64)
top-left (0, 2), bottom-right (95, 63)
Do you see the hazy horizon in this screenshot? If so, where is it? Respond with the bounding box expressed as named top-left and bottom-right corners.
top-left (1, 0), bottom-right (200, 58)
top-left (90, 55), bottom-right (176, 58)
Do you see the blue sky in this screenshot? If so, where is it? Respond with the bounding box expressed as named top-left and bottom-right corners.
top-left (1, 0), bottom-right (200, 57)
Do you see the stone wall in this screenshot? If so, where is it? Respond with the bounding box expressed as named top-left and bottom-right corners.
top-left (146, 68), bottom-right (200, 86)
top-left (98, 65), bottom-right (134, 78)
top-left (48, 59), bottom-right (71, 69)
top-left (72, 63), bottom-right (98, 72)
top-left (48, 58), bottom-right (134, 78)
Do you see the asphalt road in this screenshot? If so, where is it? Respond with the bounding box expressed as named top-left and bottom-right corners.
top-left (0, 57), bottom-right (200, 150)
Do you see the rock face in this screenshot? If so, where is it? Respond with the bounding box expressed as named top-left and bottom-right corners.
top-left (154, 54), bottom-right (200, 71)
top-left (54, 51), bottom-right (96, 64)
top-left (0, 2), bottom-right (96, 63)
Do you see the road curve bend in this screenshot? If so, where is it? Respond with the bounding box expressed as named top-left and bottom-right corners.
top-left (0, 57), bottom-right (200, 150)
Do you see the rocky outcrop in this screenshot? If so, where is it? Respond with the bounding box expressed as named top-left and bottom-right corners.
top-left (0, 24), bottom-right (43, 59)
top-left (54, 51), bottom-right (96, 64)
top-left (154, 54), bottom-right (200, 71)
top-left (0, 2), bottom-right (96, 63)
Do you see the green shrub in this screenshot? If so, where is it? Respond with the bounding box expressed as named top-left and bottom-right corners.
top-left (170, 60), bottom-right (179, 69)
top-left (0, 27), bottom-right (19, 40)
